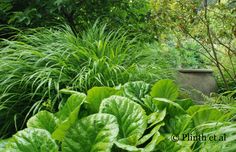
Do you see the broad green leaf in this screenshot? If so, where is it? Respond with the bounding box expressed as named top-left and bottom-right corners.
top-left (27, 110), bottom-right (58, 134)
top-left (153, 98), bottom-right (186, 116)
top-left (62, 113), bottom-right (119, 152)
top-left (166, 114), bottom-right (193, 135)
top-left (52, 93), bottom-right (86, 141)
top-left (147, 109), bottom-right (166, 129)
top-left (115, 141), bottom-right (142, 152)
top-left (190, 107), bottom-right (225, 127)
top-left (144, 132), bottom-right (164, 152)
top-left (143, 95), bottom-right (159, 113)
top-left (150, 79), bottom-right (179, 101)
top-left (100, 96), bottom-right (147, 145)
top-left (115, 132), bottom-right (164, 152)
top-left (137, 123), bottom-right (165, 145)
top-left (4, 128), bottom-right (58, 152)
top-left (154, 134), bottom-right (193, 152)
top-left (87, 87), bottom-right (119, 113)
top-left (115, 131), bottom-right (164, 152)
top-left (175, 99), bottom-right (193, 110)
top-left (187, 105), bottom-right (212, 116)
top-left (123, 81), bottom-right (150, 104)
top-left (56, 93), bottom-right (86, 121)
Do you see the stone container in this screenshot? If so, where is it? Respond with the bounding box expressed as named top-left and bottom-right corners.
top-left (176, 69), bottom-right (217, 104)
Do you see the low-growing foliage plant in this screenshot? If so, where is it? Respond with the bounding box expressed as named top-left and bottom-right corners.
top-left (0, 79), bottom-right (235, 151)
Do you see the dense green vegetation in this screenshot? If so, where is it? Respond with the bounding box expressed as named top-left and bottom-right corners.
top-left (1, 80), bottom-right (236, 151)
top-left (0, 0), bottom-right (235, 151)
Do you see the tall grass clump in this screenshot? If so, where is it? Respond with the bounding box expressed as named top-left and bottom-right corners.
top-left (0, 24), bottom-right (142, 137)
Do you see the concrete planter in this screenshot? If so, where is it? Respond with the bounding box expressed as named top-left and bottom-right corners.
top-left (176, 69), bottom-right (217, 104)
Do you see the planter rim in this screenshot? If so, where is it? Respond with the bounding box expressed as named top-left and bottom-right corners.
top-left (178, 69), bottom-right (213, 73)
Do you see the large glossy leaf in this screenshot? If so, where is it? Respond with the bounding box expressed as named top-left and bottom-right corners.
top-left (27, 110), bottom-right (58, 134)
top-left (100, 96), bottom-right (147, 145)
top-left (166, 114), bottom-right (193, 135)
top-left (154, 134), bottom-right (193, 152)
top-left (52, 93), bottom-right (86, 141)
top-left (175, 99), bottom-right (193, 110)
top-left (187, 105), bottom-right (211, 116)
top-left (62, 113), bottom-right (119, 152)
top-left (123, 81), bottom-right (150, 104)
top-left (152, 98), bottom-right (186, 116)
top-left (55, 92), bottom-right (86, 121)
top-left (114, 141), bottom-right (142, 152)
top-left (147, 109), bottom-right (166, 129)
top-left (87, 87), bottom-right (119, 113)
top-left (115, 132), bottom-right (164, 152)
top-left (137, 123), bottom-right (165, 145)
top-left (143, 132), bottom-right (164, 152)
top-left (190, 107), bottom-right (225, 127)
top-left (4, 128), bottom-right (58, 152)
top-left (150, 79), bottom-right (179, 101)
top-left (143, 95), bottom-right (159, 113)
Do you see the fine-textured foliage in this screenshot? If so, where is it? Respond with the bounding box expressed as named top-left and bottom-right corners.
top-left (0, 24), bottom-right (142, 137)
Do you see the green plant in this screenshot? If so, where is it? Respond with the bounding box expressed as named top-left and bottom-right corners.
top-left (0, 0), bottom-right (155, 41)
top-left (0, 24), bottom-right (143, 137)
top-left (62, 113), bottom-right (119, 152)
top-left (150, 0), bottom-right (236, 90)
top-left (1, 79), bottom-right (235, 151)
top-left (132, 41), bottom-right (207, 83)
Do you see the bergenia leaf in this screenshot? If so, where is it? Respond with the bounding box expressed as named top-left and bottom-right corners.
top-left (55, 92), bottom-right (86, 121)
top-left (137, 123), bottom-right (165, 145)
top-left (150, 79), bottom-right (179, 101)
top-left (4, 128), bottom-right (58, 152)
top-left (27, 110), bottom-right (59, 134)
top-left (62, 113), bottom-right (119, 152)
top-left (52, 93), bottom-right (86, 141)
top-left (100, 96), bottom-right (147, 145)
top-left (147, 108), bottom-right (166, 129)
top-left (87, 87), bottom-right (119, 113)
top-left (123, 81), bottom-right (150, 105)
top-left (153, 98), bottom-right (186, 116)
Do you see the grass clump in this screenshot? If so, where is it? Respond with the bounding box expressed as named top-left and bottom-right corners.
top-left (0, 24), bottom-right (142, 137)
